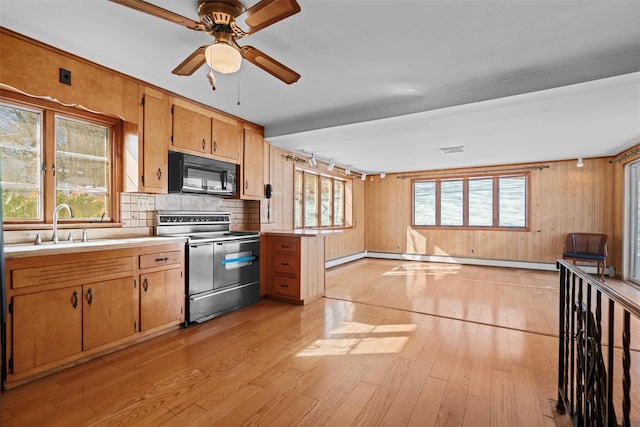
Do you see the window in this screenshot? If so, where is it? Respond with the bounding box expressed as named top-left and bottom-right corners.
top-left (413, 173), bottom-right (528, 229)
top-left (294, 167), bottom-right (350, 229)
top-left (1, 95), bottom-right (120, 224)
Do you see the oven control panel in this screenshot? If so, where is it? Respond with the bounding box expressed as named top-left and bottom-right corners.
top-left (157, 212), bottom-right (231, 225)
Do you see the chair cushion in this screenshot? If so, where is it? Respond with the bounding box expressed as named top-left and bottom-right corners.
top-left (563, 252), bottom-right (606, 261)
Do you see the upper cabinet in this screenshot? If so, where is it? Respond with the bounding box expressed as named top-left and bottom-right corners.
top-left (212, 114), bottom-right (242, 164)
top-left (241, 126), bottom-right (265, 200)
top-left (139, 86), bottom-right (169, 193)
top-left (171, 100), bottom-right (243, 165)
top-left (171, 102), bottom-right (212, 155)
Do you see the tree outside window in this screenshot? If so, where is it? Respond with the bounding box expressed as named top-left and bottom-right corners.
top-left (1, 98), bottom-right (116, 223)
top-left (294, 167), bottom-right (349, 229)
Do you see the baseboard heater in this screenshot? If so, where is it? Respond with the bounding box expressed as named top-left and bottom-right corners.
top-left (326, 251), bottom-right (615, 277)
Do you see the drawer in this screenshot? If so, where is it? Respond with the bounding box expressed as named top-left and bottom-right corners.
top-left (272, 274), bottom-right (299, 298)
top-left (12, 257), bottom-right (133, 289)
top-left (271, 237), bottom-right (298, 254)
top-left (139, 251), bottom-right (183, 269)
top-left (273, 254), bottom-right (298, 276)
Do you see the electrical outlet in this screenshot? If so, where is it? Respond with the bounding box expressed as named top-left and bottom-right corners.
top-left (59, 68), bottom-right (71, 85)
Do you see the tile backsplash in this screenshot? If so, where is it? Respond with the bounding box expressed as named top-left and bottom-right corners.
top-left (121, 193), bottom-right (260, 230)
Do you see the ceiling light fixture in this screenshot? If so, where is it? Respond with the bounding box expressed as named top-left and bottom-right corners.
top-left (380, 172), bottom-right (386, 179)
top-left (205, 33), bottom-right (242, 74)
top-left (327, 160), bottom-right (335, 171)
top-left (577, 157), bottom-right (584, 167)
top-left (345, 167), bottom-right (351, 176)
top-left (309, 154), bottom-right (317, 167)
top-left (361, 172), bottom-right (367, 181)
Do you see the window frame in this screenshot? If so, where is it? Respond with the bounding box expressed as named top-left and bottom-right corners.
top-left (412, 172), bottom-right (530, 231)
top-left (294, 166), bottom-right (351, 230)
top-left (1, 90), bottom-right (122, 228)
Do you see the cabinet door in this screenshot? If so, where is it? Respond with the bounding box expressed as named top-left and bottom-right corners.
top-left (140, 268), bottom-right (184, 331)
top-left (241, 128), bottom-right (265, 200)
top-left (172, 104), bottom-right (212, 154)
top-left (12, 287), bottom-right (83, 374)
top-left (141, 88), bottom-right (169, 193)
top-left (212, 117), bottom-right (242, 164)
top-left (83, 277), bottom-right (136, 351)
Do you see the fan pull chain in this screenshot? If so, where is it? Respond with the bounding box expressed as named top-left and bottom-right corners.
top-left (237, 72), bottom-right (241, 106)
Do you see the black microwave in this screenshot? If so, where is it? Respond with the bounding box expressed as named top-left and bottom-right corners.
top-left (168, 152), bottom-right (237, 196)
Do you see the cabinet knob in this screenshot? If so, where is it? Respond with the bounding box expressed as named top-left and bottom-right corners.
top-left (87, 288), bottom-right (93, 305)
top-left (202, 139), bottom-right (206, 150)
top-left (245, 180), bottom-right (249, 190)
top-left (213, 141), bottom-right (217, 152)
top-left (157, 168), bottom-right (162, 180)
top-left (143, 277), bottom-right (149, 292)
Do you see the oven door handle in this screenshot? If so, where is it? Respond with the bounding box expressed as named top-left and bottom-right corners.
top-left (221, 255), bottom-right (257, 265)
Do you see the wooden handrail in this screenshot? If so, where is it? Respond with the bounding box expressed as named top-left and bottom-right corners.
top-left (557, 259), bottom-right (640, 319)
top-left (556, 259), bottom-right (636, 426)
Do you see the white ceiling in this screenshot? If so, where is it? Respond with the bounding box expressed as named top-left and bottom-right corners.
top-left (1, 0), bottom-right (639, 174)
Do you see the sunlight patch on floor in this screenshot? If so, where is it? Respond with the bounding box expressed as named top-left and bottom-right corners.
top-left (297, 322), bottom-right (416, 357)
top-left (383, 262), bottom-right (462, 277)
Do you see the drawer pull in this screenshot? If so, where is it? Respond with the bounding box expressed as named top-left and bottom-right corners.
top-left (281, 245), bottom-right (290, 249)
top-left (155, 257), bottom-right (169, 262)
top-left (143, 278), bottom-right (149, 292)
top-left (280, 284), bottom-right (289, 288)
top-left (87, 288), bottom-right (93, 305)
top-left (281, 262), bottom-right (289, 266)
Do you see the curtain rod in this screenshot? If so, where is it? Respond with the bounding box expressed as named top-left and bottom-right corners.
top-left (397, 165), bottom-right (549, 179)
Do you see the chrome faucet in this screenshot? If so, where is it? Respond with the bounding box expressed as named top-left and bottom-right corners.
top-left (52, 203), bottom-right (73, 243)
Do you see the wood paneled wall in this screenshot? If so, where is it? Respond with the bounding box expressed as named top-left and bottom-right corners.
top-left (0, 29), bottom-right (138, 123)
top-left (365, 158), bottom-right (617, 270)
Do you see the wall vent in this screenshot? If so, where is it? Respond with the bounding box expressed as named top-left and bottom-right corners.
top-left (438, 145), bottom-right (465, 154)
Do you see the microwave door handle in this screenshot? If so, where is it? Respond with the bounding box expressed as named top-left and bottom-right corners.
top-left (222, 170), bottom-right (227, 191)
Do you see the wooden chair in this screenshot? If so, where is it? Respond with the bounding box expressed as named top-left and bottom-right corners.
top-left (562, 233), bottom-right (608, 281)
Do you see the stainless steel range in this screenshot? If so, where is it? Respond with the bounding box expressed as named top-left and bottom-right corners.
top-left (155, 211), bottom-right (260, 324)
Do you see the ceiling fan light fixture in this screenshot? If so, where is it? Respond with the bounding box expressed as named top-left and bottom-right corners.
top-left (205, 41), bottom-right (242, 74)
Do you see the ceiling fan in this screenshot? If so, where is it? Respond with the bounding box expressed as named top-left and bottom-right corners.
top-left (109, 0), bottom-right (301, 85)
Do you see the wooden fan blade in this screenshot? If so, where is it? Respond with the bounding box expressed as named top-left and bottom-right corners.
top-left (243, 0), bottom-right (301, 34)
top-left (172, 46), bottom-right (207, 76)
top-left (109, 0), bottom-right (203, 31)
top-left (240, 46), bottom-right (300, 84)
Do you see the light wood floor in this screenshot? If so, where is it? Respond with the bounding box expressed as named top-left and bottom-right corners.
top-left (1, 259), bottom-right (638, 426)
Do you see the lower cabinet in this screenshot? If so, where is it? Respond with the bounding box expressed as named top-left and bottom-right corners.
top-left (262, 233), bottom-right (325, 304)
top-left (4, 241), bottom-right (185, 387)
top-left (11, 276), bottom-right (136, 375)
top-left (140, 268), bottom-right (184, 331)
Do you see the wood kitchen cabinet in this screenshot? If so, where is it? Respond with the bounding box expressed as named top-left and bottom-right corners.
top-left (262, 233), bottom-right (325, 304)
top-left (241, 126), bottom-right (265, 200)
top-left (171, 103), bottom-right (212, 155)
top-left (139, 250), bottom-right (184, 331)
top-left (212, 114), bottom-right (242, 164)
top-left (139, 86), bottom-right (169, 193)
top-left (10, 262), bottom-right (136, 375)
top-left (4, 241), bottom-right (185, 387)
